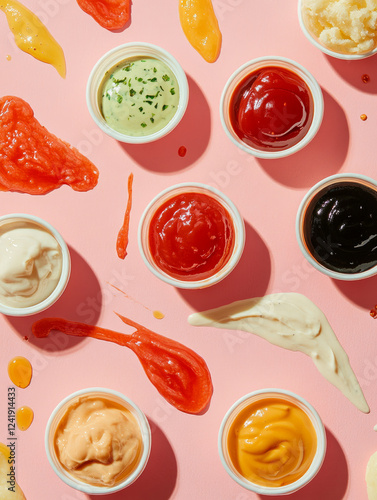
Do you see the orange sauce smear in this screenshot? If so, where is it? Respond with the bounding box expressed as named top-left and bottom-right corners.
top-left (8, 356), bottom-right (32, 388)
top-left (227, 397), bottom-right (317, 487)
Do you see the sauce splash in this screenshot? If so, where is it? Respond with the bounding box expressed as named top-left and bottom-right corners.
top-left (8, 356), bottom-right (32, 388)
top-left (188, 292), bottom-right (369, 413)
top-left (116, 173), bottom-right (133, 259)
top-left (32, 314), bottom-right (213, 414)
top-left (0, 0), bottom-right (66, 77)
top-left (16, 406), bottom-right (34, 431)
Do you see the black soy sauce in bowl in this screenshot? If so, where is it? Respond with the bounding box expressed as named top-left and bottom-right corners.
top-left (304, 181), bottom-right (377, 274)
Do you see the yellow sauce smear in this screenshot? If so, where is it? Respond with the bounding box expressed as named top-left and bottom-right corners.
top-left (16, 406), bottom-right (34, 431)
top-left (227, 398), bottom-right (317, 487)
top-left (0, 0), bottom-right (66, 77)
top-left (8, 356), bottom-right (32, 388)
top-left (179, 0), bottom-right (222, 63)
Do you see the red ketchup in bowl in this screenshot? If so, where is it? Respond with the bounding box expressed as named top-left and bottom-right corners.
top-left (148, 192), bottom-right (235, 281)
top-left (230, 67), bottom-right (313, 151)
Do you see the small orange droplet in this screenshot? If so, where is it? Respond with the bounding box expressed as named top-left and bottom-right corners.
top-left (6, 54), bottom-right (11, 61)
top-left (370, 309), bottom-right (377, 318)
top-left (153, 310), bottom-right (165, 320)
top-left (360, 114), bottom-right (367, 121)
top-left (362, 74), bottom-right (370, 83)
top-left (178, 146), bottom-right (187, 157)
top-left (8, 357), bottom-right (32, 388)
top-left (16, 406), bottom-right (34, 431)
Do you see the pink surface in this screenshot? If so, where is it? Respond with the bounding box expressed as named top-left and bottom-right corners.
top-left (0, 0), bottom-right (377, 498)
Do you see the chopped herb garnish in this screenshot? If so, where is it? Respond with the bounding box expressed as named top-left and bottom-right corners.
top-left (150, 117), bottom-right (155, 123)
top-left (105, 91), bottom-right (111, 100)
top-left (141, 59), bottom-right (146, 62)
top-left (170, 88), bottom-right (176, 95)
top-left (138, 77), bottom-right (143, 82)
top-left (129, 89), bottom-right (136, 97)
top-left (131, 103), bottom-right (136, 106)
top-left (144, 100), bottom-right (153, 105)
top-left (149, 77), bottom-right (157, 82)
top-left (160, 86), bottom-right (164, 91)
top-left (154, 103), bottom-right (158, 109)
top-left (153, 67), bottom-right (157, 73)
top-left (116, 94), bottom-right (123, 103)
top-left (124, 64), bottom-right (133, 72)
top-left (141, 122), bottom-right (147, 128)
top-left (113, 77), bottom-right (127, 84)
top-left (162, 104), bottom-right (168, 110)
top-left (162, 74), bottom-right (170, 82)
top-left (139, 107), bottom-right (143, 112)
top-left (146, 95), bottom-right (155, 99)
top-left (139, 89), bottom-right (144, 95)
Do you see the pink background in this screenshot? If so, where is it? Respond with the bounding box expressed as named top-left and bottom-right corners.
top-left (1, 0), bottom-right (377, 498)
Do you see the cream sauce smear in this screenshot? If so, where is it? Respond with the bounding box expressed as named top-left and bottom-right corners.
top-left (188, 292), bottom-right (369, 413)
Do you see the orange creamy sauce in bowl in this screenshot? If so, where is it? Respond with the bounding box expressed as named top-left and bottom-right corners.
top-left (227, 397), bottom-right (317, 487)
top-left (54, 396), bottom-right (143, 487)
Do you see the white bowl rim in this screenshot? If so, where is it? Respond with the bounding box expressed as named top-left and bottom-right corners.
top-left (0, 213), bottom-right (71, 316)
top-left (218, 388), bottom-right (327, 495)
top-left (298, 0), bottom-right (377, 60)
top-left (45, 387), bottom-right (152, 495)
top-left (86, 42), bottom-right (189, 144)
top-left (137, 182), bottom-right (246, 289)
top-left (219, 56), bottom-right (324, 159)
top-left (296, 173), bottom-right (377, 281)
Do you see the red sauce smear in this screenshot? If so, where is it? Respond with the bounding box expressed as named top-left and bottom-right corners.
top-left (116, 173), bottom-right (133, 259)
top-left (76, 0), bottom-right (130, 30)
top-left (32, 314), bottom-right (213, 414)
top-left (362, 74), bottom-right (370, 84)
top-left (230, 67), bottom-right (313, 151)
top-left (0, 96), bottom-right (99, 194)
top-left (149, 192), bottom-right (235, 281)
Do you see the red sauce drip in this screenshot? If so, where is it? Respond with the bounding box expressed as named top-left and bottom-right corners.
top-left (370, 309), bottom-right (377, 318)
top-left (362, 74), bottom-right (370, 84)
top-left (116, 173), bottom-right (133, 259)
top-left (178, 146), bottom-right (187, 157)
top-left (230, 67), bottom-right (313, 151)
top-left (149, 192), bottom-right (235, 281)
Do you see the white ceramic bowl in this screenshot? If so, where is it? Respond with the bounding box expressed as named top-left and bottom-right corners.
top-left (298, 0), bottom-right (377, 60)
top-left (218, 389), bottom-right (326, 496)
top-left (0, 214), bottom-right (70, 317)
top-left (138, 183), bottom-right (245, 289)
top-left (45, 388), bottom-right (151, 495)
top-left (220, 56), bottom-right (323, 159)
top-left (296, 173), bottom-right (377, 280)
top-left (86, 42), bottom-right (189, 144)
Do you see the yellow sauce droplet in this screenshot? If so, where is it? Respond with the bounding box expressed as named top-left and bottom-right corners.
top-left (16, 406), bottom-right (34, 431)
top-left (6, 54), bottom-right (11, 60)
top-left (8, 356), bottom-right (32, 388)
top-left (153, 310), bottom-right (165, 319)
top-left (0, 0), bottom-right (66, 77)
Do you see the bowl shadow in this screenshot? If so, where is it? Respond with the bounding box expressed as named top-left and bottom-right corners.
top-left (5, 245), bottom-right (102, 353)
top-left (88, 419), bottom-right (177, 500)
top-left (257, 89), bottom-right (348, 189)
top-left (332, 274), bottom-right (377, 310)
top-left (119, 74), bottom-right (211, 173)
top-left (326, 55), bottom-right (377, 94)
top-left (178, 221), bottom-right (271, 312)
top-left (258, 427), bottom-right (348, 500)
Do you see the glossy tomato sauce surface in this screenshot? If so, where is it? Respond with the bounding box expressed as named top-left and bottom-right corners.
top-left (148, 192), bottom-right (235, 281)
top-left (229, 67), bottom-right (313, 151)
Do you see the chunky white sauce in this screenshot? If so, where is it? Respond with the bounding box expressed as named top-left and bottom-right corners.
top-left (100, 57), bottom-right (180, 136)
top-left (188, 292), bottom-right (369, 413)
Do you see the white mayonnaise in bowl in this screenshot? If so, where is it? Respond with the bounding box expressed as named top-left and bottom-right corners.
top-left (0, 213), bottom-right (71, 316)
top-left (87, 42), bottom-right (189, 144)
top-left (45, 388), bottom-right (152, 495)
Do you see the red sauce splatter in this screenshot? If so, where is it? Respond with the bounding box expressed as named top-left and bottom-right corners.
top-left (32, 315), bottom-right (213, 414)
top-left (0, 96), bottom-right (99, 194)
top-left (230, 67), bottom-right (313, 151)
top-left (76, 0), bottom-right (130, 29)
top-left (178, 146), bottom-right (187, 157)
top-left (362, 74), bottom-right (370, 84)
top-left (116, 173), bottom-right (133, 259)
top-left (148, 192), bottom-right (235, 280)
